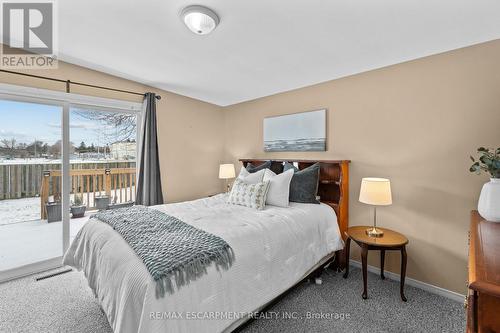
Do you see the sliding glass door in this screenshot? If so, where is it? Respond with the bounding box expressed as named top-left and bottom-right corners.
top-left (0, 86), bottom-right (141, 283)
top-left (69, 106), bottom-right (138, 242)
top-left (0, 98), bottom-right (66, 280)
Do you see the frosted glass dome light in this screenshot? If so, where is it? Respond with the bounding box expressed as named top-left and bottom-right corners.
top-left (181, 5), bottom-right (220, 35)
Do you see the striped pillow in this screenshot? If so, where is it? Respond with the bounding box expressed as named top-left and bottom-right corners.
top-left (227, 178), bottom-right (270, 210)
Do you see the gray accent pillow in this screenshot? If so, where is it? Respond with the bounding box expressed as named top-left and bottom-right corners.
top-left (246, 161), bottom-right (272, 173)
top-left (283, 162), bottom-right (320, 204)
top-left (269, 161), bottom-right (284, 175)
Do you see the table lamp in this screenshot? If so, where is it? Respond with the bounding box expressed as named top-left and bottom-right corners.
top-left (219, 163), bottom-right (235, 192)
top-left (359, 177), bottom-right (392, 237)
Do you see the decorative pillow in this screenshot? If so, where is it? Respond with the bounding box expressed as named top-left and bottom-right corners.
top-left (238, 166), bottom-right (250, 178)
top-left (283, 162), bottom-right (320, 204)
top-left (227, 178), bottom-right (270, 210)
top-left (263, 169), bottom-right (294, 207)
top-left (269, 161), bottom-right (284, 175)
top-left (246, 161), bottom-right (272, 173)
top-left (237, 167), bottom-right (265, 184)
top-left (283, 162), bottom-right (299, 172)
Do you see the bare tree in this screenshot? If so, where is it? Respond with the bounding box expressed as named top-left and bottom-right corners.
top-left (74, 110), bottom-right (137, 142)
top-left (48, 140), bottom-right (76, 158)
top-left (49, 140), bottom-right (61, 158)
top-left (1, 138), bottom-right (16, 148)
top-left (26, 140), bottom-right (44, 158)
top-left (1, 138), bottom-right (17, 158)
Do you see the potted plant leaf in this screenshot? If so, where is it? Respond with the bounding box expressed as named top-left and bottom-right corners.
top-left (70, 194), bottom-right (86, 218)
top-left (470, 147), bottom-right (500, 222)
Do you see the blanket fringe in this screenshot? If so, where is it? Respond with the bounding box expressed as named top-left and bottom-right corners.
top-left (93, 206), bottom-right (236, 299)
top-left (155, 245), bottom-right (235, 298)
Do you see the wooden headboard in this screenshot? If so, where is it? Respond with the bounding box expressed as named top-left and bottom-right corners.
top-left (239, 159), bottom-right (350, 240)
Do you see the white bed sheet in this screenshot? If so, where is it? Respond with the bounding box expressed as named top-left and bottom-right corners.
top-left (63, 194), bottom-right (343, 333)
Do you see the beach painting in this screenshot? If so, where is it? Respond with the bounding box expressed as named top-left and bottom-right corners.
top-left (263, 109), bottom-right (326, 152)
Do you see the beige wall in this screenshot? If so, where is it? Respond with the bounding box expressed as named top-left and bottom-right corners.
top-left (2, 39), bottom-right (499, 294)
top-left (0, 61), bottom-right (225, 203)
top-left (223, 39), bottom-right (500, 294)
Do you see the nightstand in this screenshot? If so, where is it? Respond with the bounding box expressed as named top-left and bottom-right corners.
top-left (343, 226), bottom-right (409, 301)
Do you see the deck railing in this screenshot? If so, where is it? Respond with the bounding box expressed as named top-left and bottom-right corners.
top-left (0, 161), bottom-right (135, 200)
top-left (40, 167), bottom-right (136, 219)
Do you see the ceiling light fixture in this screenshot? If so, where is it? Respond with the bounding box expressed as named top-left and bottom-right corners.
top-left (181, 5), bottom-right (219, 35)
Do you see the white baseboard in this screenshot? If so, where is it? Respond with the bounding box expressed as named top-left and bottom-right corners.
top-left (349, 259), bottom-right (465, 303)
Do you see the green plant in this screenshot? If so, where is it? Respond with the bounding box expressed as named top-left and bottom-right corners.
top-left (470, 147), bottom-right (500, 178)
top-left (71, 194), bottom-right (84, 206)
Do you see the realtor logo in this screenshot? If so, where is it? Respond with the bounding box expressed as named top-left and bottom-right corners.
top-left (1, 0), bottom-right (57, 69)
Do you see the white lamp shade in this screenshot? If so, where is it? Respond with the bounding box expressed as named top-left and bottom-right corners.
top-left (359, 178), bottom-right (392, 206)
top-left (219, 164), bottom-right (235, 179)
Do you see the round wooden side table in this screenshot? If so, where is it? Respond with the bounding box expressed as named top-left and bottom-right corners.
top-left (343, 226), bottom-right (409, 301)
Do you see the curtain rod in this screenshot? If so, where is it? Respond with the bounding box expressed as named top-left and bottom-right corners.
top-left (0, 69), bottom-right (161, 100)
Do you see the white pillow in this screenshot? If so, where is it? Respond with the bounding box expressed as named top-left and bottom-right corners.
top-left (262, 169), bottom-right (294, 207)
top-left (237, 166), bottom-right (250, 178)
top-left (237, 167), bottom-right (265, 184)
top-left (227, 178), bottom-right (270, 210)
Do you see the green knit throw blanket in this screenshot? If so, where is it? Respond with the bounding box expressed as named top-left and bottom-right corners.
top-left (93, 205), bottom-right (235, 298)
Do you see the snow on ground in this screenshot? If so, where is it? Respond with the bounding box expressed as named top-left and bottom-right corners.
top-left (0, 197), bottom-right (39, 225)
top-left (0, 188), bottom-right (135, 270)
top-left (0, 213), bottom-right (90, 271)
top-left (0, 187), bottom-right (134, 226)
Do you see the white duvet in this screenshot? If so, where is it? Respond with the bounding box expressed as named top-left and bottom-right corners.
top-left (63, 194), bottom-right (343, 333)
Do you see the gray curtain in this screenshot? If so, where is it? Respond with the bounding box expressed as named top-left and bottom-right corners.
top-left (136, 92), bottom-right (164, 206)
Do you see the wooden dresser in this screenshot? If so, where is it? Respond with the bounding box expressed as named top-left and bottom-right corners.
top-left (467, 211), bottom-right (500, 333)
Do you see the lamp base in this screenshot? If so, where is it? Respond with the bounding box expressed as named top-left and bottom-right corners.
top-left (366, 227), bottom-right (384, 238)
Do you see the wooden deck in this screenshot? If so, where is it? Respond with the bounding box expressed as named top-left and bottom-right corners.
top-left (40, 168), bottom-right (136, 219)
top-left (0, 161), bottom-right (135, 200)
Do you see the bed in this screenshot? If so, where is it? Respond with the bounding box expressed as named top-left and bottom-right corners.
top-left (63, 159), bottom-right (350, 333)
